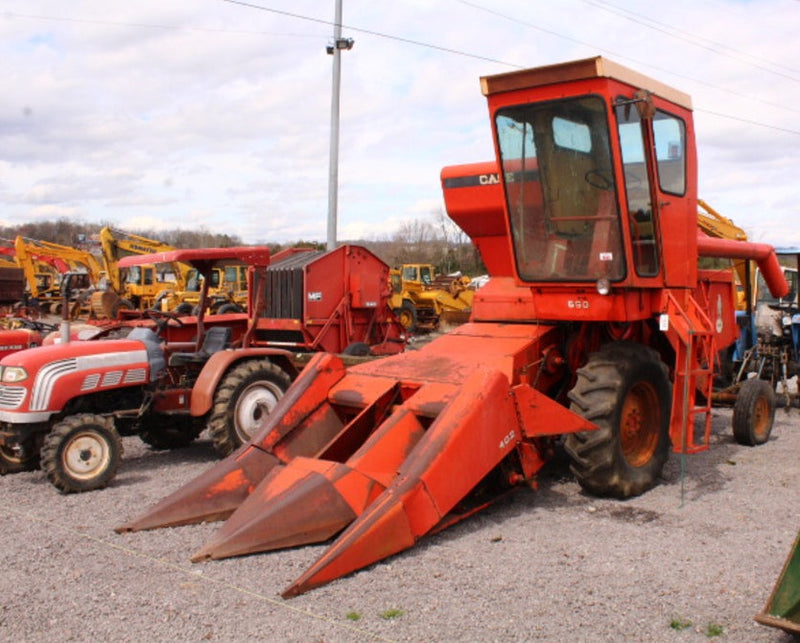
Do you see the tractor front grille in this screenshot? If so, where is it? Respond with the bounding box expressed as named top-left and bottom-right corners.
top-left (0, 386), bottom-right (26, 409)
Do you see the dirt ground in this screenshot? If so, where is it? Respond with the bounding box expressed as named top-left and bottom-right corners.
top-left (1, 401), bottom-right (799, 641)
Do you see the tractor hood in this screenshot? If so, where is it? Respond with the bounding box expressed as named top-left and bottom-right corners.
top-left (0, 338), bottom-right (148, 371)
top-left (0, 338), bottom-right (156, 423)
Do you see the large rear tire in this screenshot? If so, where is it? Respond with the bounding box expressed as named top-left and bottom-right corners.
top-left (208, 360), bottom-right (292, 457)
top-left (564, 342), bottom-right (671, 498)
top-left (732, 378), bottom-right (775, 446)
top-left (41, 414), bottom-right (123, 493)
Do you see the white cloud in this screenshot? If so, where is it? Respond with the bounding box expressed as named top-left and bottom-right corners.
top-left (0, 0), bottom-right (798, 247)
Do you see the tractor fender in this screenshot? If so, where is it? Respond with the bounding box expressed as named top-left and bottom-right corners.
top-left (191, 348), bottom-right (299, 417)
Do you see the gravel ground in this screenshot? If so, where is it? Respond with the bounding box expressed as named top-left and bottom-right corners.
top-left (1, 404), bottom-right (799, 642)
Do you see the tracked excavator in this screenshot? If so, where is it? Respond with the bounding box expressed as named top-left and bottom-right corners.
top-left (91, 226), bottom-right (192, 317)
top-left (117, 56), bottom-right (789, 597)
top-left (11, 236), bottom-right (102, 316)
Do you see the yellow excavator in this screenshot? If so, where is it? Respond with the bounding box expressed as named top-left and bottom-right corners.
top-left (158, 263), bottom-right (249, 315)
top-left (91, 227), bottom-right (192, 318)
top-left (12, 236), bottom-right (102, 316)
top-left (696, 199), bottom-right (752, 306)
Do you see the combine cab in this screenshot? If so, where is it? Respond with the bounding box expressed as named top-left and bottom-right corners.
top-left (118, 57), bottom-right (788, 597)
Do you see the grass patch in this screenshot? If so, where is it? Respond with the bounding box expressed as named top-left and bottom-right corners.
top-left (345, 611), bottom-right (361, 621)
top-left (669, 617), bottom-right (692, 631)
top-left (705, 622), bottom-right (724, 637)
top-left (379, 608), bottom-right (405, 620)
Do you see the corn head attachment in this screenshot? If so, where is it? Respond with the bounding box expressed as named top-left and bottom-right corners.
top-left (119, 324), bottom-right (594, 595)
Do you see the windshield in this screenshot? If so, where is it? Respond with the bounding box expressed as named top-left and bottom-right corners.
top-left (758, 268), bottom-right (797, 306)
top-left (495, 95), bottom-right (625, 282)
top-left (125, 266), bottom-right (141, 285)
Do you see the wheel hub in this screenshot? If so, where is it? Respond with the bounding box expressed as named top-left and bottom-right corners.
top-left (63, 432), bottom-right (110, 479)
top-left (235, 383), bottom-right (281, 441)
top-left (620, 382), bottom-right (659, 468)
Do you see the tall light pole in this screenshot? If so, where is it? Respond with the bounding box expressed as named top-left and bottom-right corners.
top-left (326, 0), bottom-right (354, 251)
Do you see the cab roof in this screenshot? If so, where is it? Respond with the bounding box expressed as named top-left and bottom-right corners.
top-left (118, 246), bottom-right (271, 272)
top-left (481, 56), bottom-right (692, 110)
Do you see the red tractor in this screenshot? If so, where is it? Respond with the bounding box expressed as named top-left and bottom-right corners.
top-left (0, 318), bottom-right (56, 360)
top-left (0, 245), bottom-right (403, 490)
top-left (118, 57), bottom-right (788, 597)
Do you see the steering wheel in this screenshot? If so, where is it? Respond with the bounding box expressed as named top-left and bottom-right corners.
top-left (145, 308), bottom-right (185, 333)
top-left (13, 317), bottom-right (58, 333)
top-left (585, 169), bottom-right (614, 190)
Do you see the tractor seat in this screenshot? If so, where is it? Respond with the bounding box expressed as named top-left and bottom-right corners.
top-left (168, 326), bottom-right (231, 367)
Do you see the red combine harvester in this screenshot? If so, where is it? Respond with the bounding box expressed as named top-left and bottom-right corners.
top-left (117, 57), bottom-right (787, 597)
top-left (0, 245), bottom-right (403, 486)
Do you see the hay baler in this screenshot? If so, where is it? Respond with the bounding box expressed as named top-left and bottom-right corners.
top-left (118, 57), bottom-right (788, 596)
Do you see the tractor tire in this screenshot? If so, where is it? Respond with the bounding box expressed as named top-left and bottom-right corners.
top-left (112, 298), bottom-right (134, 318)
top-left (732, 378), bottom-right (775, 446)
top-left (216, 303), bottom-right (242, 314)
top-left (208, 359), bottom-right (292, 457)
top-left (0, 440), bottom-right (39, 475)
top-left (342, 341), bottom-right (371, 357)
top-left (394, 301), bottom-right (418, 333)
top-left (564, 342), bottom-right (671, 498)
top-left (139, 415), bottom-right (204, 450)
top-left (174, 302), bottom-right (193, 315)
top-left (41, 414), bottom-right (123, 493)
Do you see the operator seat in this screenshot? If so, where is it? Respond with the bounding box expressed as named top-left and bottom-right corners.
top-left (168, 326), bottom-right (232, 367)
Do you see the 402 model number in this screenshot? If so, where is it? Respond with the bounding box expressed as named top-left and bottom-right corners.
top-left (499, 430), bottom-right (515, 449)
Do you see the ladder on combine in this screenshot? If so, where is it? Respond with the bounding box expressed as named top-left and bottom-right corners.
top-left (662, 290), bottom-right (716, 454)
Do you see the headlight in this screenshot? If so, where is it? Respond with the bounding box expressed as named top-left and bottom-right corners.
top-left (2, 366), bottom-right (28, 383)
top-left (596, 278), bottom-right (611, 296)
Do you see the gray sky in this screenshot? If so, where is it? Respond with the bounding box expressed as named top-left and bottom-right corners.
top-left (1, 0), bottom-right (798, 245)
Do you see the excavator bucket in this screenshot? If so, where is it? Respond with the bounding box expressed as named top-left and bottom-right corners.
top-left (118, 324), bottom-right (596, 595)
top-left (755, 529), bottom-right (800, 634)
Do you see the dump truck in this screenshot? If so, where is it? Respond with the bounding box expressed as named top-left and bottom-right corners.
top-left (0, 244), bottom-right (404, 486)
top-left (117, 56), bottom-right (788, 598)
top-left (389, 263), bottom-right (474, 331)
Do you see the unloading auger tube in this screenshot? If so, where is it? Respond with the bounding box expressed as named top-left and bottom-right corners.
top-left (116, 56), bottom-right (788, 596)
